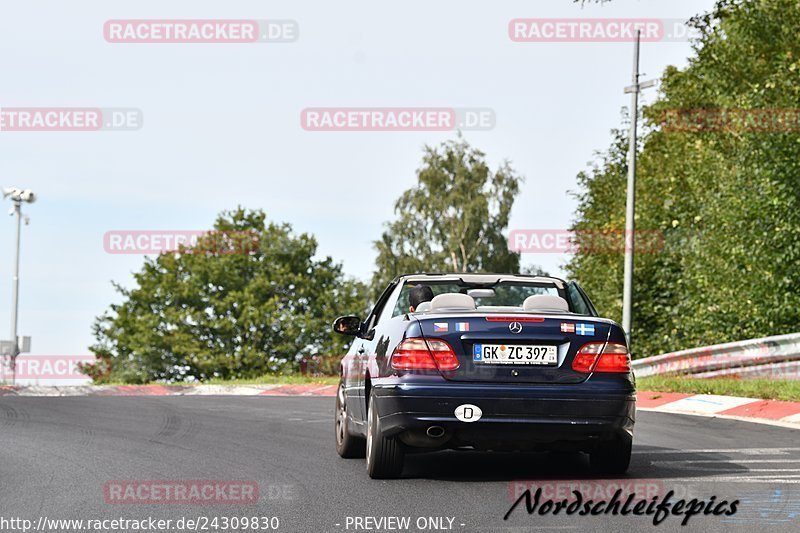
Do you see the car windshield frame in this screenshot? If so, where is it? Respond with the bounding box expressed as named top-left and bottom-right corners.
top-left (391, 277), bottom-right (593, 317)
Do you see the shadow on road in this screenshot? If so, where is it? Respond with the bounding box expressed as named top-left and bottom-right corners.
top-left (402, 445), bottom-right (754, 482)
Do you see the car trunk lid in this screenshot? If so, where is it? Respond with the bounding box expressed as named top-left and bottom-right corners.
top-left (414, 313), bottom-right (612, 384)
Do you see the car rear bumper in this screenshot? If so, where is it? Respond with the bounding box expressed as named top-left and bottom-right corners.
top-left (370, 377), bottom-right (635, 451)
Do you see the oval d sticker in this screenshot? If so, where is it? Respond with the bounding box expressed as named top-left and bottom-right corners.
top-left (454, 404), bottom-right (482, 423)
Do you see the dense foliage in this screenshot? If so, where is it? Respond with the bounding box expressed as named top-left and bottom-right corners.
top-left (371, 137), bottom-right (525, 296)
top-left (567, 0), bottom-right (800, 356)
top-left (87, 209), bottom-right (366, 383)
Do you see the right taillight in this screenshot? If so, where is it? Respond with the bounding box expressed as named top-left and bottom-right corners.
top-left (391, 337), bottom-right (460, 372)
top-left (572, 342), bottom-right (631, 373)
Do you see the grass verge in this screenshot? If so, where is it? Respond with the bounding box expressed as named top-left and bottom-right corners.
top-left (637, 376), bottom-right (800, 402)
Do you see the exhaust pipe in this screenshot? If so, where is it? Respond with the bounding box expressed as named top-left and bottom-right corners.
top-left (426, 426), bottom-right (445, 438)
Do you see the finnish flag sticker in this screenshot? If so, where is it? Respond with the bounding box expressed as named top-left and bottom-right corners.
top-left (576, 323), bottom-right (596, 336)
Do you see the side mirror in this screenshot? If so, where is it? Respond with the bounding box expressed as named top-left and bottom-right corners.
top-left (333, 316), bottom-right (362, 336)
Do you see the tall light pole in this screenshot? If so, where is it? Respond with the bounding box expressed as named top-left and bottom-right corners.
top-left (622, 30), bottom-right (656, 347)
top-left (2, 186), bottom-right (35, 384)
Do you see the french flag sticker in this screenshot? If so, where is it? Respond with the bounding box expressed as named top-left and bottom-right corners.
top-left (456, 322), bottom-right (470, 332)
top-left (434, 322), bottom-right (448, 332)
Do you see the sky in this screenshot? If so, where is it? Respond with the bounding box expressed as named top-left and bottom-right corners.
top-left (0, 0), bottom-right (717, 376)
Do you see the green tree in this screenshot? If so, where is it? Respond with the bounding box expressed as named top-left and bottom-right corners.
top-left (87, 208), bottom-right (366, 383)
top-left (372, 137), bottom-right (526, 295)
top-left (568, 0), bottom-right (800, 357)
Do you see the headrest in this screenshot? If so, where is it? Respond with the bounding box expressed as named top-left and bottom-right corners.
top-left (414, 301), bottom-right (432, 312)
top-left (522, 294), bottom-right (569, 312)
top-left (430, 293), bottom-right (476, 312)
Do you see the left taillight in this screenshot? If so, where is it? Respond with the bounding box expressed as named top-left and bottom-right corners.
top-left (390, 337), bottom-right (460, 372)
top-left (572, 342), bottom-right (631, 373)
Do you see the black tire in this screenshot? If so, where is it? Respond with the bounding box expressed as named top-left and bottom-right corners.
top-left (335, 382), bottom-right (365, 458)
top-left (366, 391), bottom-right (405, 479)
top-left (589, 435), bottom-right (632, 475)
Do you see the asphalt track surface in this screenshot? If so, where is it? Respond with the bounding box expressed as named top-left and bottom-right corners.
top-left (0, 396), bottom-right (798, 533)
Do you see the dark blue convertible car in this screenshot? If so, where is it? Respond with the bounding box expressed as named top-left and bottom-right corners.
top-left (333, 273), bottom-right (635, 478)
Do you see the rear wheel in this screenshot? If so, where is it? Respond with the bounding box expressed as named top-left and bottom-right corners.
top-left (335, 382), bottom-right (365, 458)
top-left (366, 391), bottom-right (405, 479)
top-left (589, 435), bottom-right (632, 474)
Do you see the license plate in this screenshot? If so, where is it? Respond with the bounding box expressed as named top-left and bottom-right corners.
top-left (473, 344), bottom-right (557, 365)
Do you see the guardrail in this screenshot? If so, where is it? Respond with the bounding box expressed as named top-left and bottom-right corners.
top-left (632, 332), bottom-right (800, 379)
